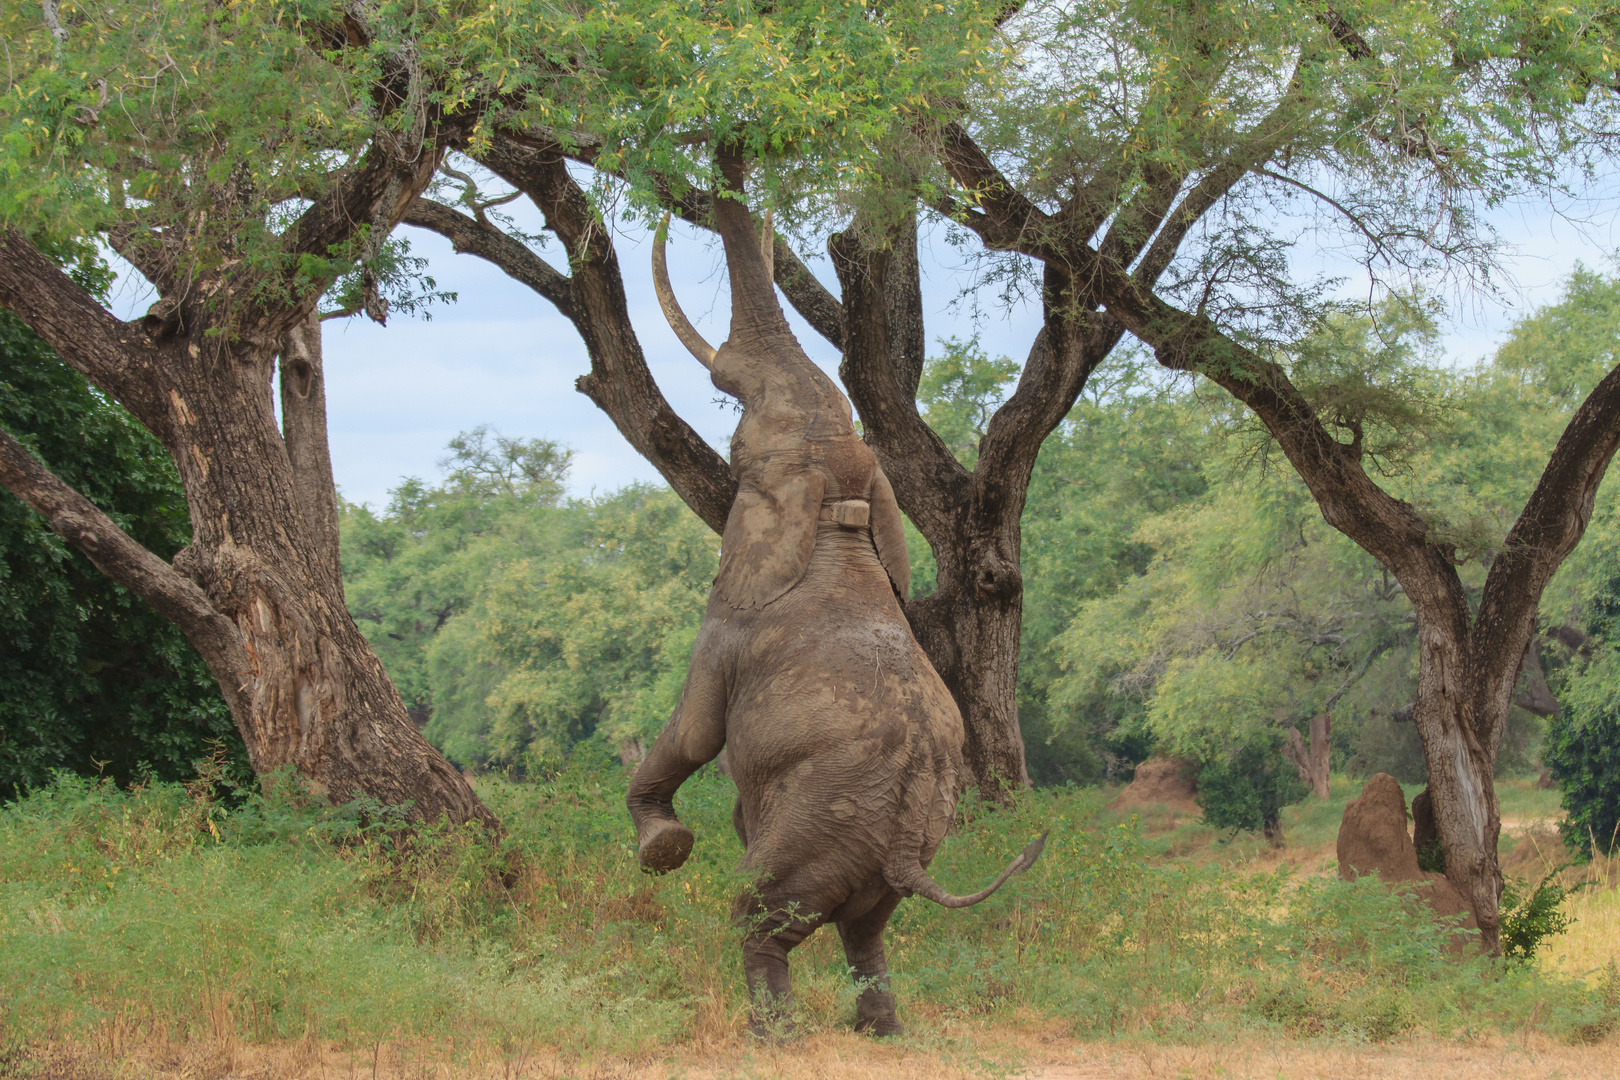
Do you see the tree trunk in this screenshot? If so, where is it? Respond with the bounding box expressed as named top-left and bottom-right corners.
top-left (168, 329), bottom-right (494, 822)
top-left (0, 230), bottom-right (494, 827)
top-left (1283, 714), bottom-right (1332, 798)
top-left (1409, 610), bottom-right (1505, 944)
top-left (905, 515), bottom-right (1032, 796)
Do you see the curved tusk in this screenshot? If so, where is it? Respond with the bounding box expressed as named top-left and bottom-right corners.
top-left (652, 214), bottom-right (717, 370)
top-left (760, 208), bottom-right (774, 284)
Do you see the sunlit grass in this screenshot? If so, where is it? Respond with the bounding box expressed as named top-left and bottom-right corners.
top-left (1, 762), bottom-right (1615, 1062)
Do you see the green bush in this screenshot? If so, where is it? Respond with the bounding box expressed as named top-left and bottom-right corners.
top-left (1544, 703), bottom-right (1620, 859)
top-left (1195, 735), bottom-right (1308, 843)
top-left (1499, 867), bottom-right (1585, 962)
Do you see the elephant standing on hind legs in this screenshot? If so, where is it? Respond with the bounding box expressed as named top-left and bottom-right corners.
top-left (625, 155), bottom-right (1045, 1038)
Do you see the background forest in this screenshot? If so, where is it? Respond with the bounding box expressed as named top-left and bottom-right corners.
top-left (10, 261), bottom-right (1620, 848)
top-left (338, 266), bottom-right (1620, 844)
top-left (7, 258), bottom-right (1620, 859)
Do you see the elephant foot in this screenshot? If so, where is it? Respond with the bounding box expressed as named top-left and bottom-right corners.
top-left (746, 1011), bottom-right (798, 1042)
top-left (854, 992), bottom-right (902, 1037)
top-left (637, 818), bottom-right (693, 873)
top-left (854, 1015), bottom-right (904, 1038)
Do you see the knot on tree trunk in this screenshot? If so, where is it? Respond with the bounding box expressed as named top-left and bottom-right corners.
top-left (973, 556), bottom-right (1022, 603)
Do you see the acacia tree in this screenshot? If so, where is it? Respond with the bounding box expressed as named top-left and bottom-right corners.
top-left (0, 1), bottom-right (491, 823)
top-left (400, 0), bottom-right (1617, 943)
top-left (908, 0), bottom-right (1620, 948)
top-left (397, 1), bottom-right (1112, 798)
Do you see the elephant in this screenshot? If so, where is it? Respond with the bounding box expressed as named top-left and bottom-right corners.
top-left (626, 156), bottom-right (1044, 1038)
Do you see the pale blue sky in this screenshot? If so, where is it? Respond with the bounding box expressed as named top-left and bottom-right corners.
top-left (104, 182), bottom-right (1620, 510)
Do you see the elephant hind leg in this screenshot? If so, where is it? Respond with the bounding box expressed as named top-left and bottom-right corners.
top-left (736, 892), bottom-right (823, 1039)
top-left (837, 892), bottom-right (903, 1036)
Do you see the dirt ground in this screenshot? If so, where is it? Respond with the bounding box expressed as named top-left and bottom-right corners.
top-left (26, 1028), bottom-right (1617, 1080)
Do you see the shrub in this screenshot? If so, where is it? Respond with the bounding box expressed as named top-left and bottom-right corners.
top-left (1499, 867), bottom-right (1585, 962)
top-left (1544, 703), bottom-right (1620, 859)
top-left (1195, 735), bottom-right (1308, 843)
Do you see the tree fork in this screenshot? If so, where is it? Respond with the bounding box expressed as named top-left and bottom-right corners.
top-left (0, 218), bottom-right (496, 828)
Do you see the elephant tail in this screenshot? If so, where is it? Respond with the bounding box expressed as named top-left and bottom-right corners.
top-left (883, 832), bottom-right (1047, 909)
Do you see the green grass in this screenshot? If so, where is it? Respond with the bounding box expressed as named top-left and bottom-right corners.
top-left (1, 764), bottom-right (1614, 1054)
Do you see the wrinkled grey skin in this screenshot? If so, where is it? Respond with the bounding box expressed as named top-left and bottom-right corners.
top-left (627, 164), bottom-right (1043, 1037)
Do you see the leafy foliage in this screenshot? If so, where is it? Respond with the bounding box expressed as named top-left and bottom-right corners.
top-left (340, 433), bottom-right (713, 773)
top-left (476, 485), bottom-right (716, 771)
top-left (1499, 866), bottom-right (1585, 962)
top-left (0, 311), bottom-right (241, 800)
top-left (1195, 734), bottom-right (1309, 840)
top-left (339, 427), bottom-right (574, 744)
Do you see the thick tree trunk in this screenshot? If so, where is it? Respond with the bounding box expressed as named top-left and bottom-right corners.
top-left (1406, 603), bottom-right (1507, 946)
top-left (0, 230), bottom-right (494, 827)
top-left (906, 517), bottom-right (1032, 795)
top-left (167, 331), bottom-right (494, 823)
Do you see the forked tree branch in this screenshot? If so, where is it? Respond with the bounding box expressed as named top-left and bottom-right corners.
top-left (0, 426), bottom-right (249, 688)
top-left (402, 198), bottom-right (578, 319)
top-left (1473, 361), bottom-right (1620, 716)
top-left (934, 122), bottom-right (1066, 263)
top-left (975, 266), bottom-right (1123, 490)
top-left (0, 229), bottom-right (176, 440)
top-left (831, 226), bottom-right (969, 539)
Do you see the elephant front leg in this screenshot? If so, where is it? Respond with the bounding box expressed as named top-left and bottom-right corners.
top-left (838, 893), bottom-right (904, 1036)
top-left (626, 661), bottom-right (726, 873)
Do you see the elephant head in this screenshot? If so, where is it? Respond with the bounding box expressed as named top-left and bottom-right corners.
top-left (653, 159), bottom-right (910, 610)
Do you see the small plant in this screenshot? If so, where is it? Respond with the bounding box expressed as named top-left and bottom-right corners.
top-left (1415, 837), bottom-right (1445, 874)
top-left (1499, 866), bottom-right (1586, 961)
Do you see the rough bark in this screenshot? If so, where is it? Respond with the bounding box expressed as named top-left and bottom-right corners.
top-left (278, 310), bottom-right (343, 596)
top-left (0, 208), bottom-right (494, 828)
top-left (1283, 715), bottom-right (1332, 799)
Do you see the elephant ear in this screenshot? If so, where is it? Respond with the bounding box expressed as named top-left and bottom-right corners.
top-left (869, 465), bottom-right (911, 602)
top-left (714, 470), bottom-right (826, 609)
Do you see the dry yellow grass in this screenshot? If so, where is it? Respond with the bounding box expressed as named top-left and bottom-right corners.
top-left (16, 1027), bottom-right (1619, 1080)
top-left (1498, 827), bottom-right (1620, 983)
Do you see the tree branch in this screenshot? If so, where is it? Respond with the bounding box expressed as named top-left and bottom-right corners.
top-left (0, 426), bottom-right (249, 691)
top-left (470, 135), bottom-right (736, 531)
top-left (933, 122), bottom-right (1066, 263)
top-left (0, 229), bottom-right (175, 440)
top-left (1474, 360), bottom-right (1620, 717)
top-left (401, 197), bottom-right (578, 320)
top-left (975, 266), bottom-right (1123, 492)
top-left (1080, 242), bottom-right (1471, 631)
top-left (830, 226), bottom-right (968, 540)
